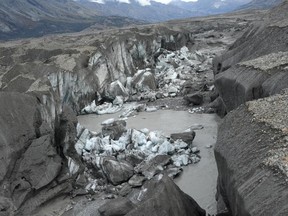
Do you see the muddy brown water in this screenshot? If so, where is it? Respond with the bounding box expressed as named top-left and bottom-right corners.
top-left (78, 110), bottom-right (219, 214)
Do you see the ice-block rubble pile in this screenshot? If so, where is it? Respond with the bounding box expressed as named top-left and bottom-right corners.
top-left (70, 118), bottom-right (200, 191)
top-left (80, 46), bottom-right (215, 115)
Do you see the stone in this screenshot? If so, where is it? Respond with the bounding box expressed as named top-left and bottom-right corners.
top-left (135, 155), bottom-right (171, 179)
top-left (181, 80), bottom-right (199, 95)
top-left (119, 184), bottom-right (133, 197)
top-left (128, 175), bottom-right (146, 187)
top-left (98, 197), bottom-right (136, 216)
top-left (184, 93), bottom-right (204, 105)
top-left (170, 131), bottom-right (196, 145)
top-left (165, 166), bottom-right (183, 178)
top-left (102, 120), bottom-right (127, 140)
top-left (101, 158), bottom-right (134, 186)
top-left (126, 175), bottom-right (206, 216)
top-left (126, 152), bottom-right (145, 167)
top-left (155, 92), bottom-right (163, 99)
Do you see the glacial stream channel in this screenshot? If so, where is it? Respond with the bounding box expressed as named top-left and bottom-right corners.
top-left (78, 110), bottom-right (219, 214)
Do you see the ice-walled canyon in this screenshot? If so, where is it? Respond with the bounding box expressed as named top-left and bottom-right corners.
top-left (1, 1), bottom-right (288, 215)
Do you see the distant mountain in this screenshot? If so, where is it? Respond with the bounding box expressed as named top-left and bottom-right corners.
top-left (237, 0), bottom-right (284, 10)
top-left (171, 0), bottom-right (251, 15)
top-left (2, 0), bottom-right (279, 40)
top-left (0, 0), bottom-right (143, 40)
top-left (75, 0), bottom-right (252, 22)
top-left (74, 0), bottom-right (204, 22)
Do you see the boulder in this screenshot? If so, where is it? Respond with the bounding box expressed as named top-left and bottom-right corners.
top-left (101, 158), bottom-right (134, 185)
top-left (128, 175), bottom-right (146, 187)
top-left (135, 155), bottom-right (171, 179)
top-left (126, 174), bottom-right (206, 216)
top-left (119, 184), bottom-right (133, 197)
top-left (182, 80), bottom-right (203, 95)
top-left (184, 93), bottom-right (203, 105)
top-left (126, 152), bottom-right (145, 167)
top-left (165, 166), bottom-right (183, 178)
top-left (98, 197), bottom-right (136, 216)
top-left (102, 120), bottom-right (127, 140)
top-left (170, 131), bottom-right (196, 145)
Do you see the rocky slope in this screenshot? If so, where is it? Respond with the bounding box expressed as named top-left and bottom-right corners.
top-left (213, 0), bottom-right (288, 215)
top-left (0, 11), bottom-right (258, 215)
top-left (0, 0), bottom-right (143, 40)
top-left (216, 92), bottom-right (288, 215)
top-left (237, 0), bottom-right (284, 10)
top-left (213, 0), bottom-right (288, 114)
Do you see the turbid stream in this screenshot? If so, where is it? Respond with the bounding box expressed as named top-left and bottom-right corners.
top-left (78, 110), bottom-right (219, 214)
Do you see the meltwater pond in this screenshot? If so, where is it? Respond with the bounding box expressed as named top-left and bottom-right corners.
top-left (78, 110), bottom-right (219, 214)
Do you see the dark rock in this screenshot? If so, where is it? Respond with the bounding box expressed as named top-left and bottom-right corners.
top-left (119, 184), bottom-right (133, 197)
top-left (102, 120), bottom-right (127, 140)
top-left (155, 92), bottom-right (163, 99)
top-left (126, 152), bottom-right (145, 167)
top-left (210, 90), bottom-right (219, 102)
top-left (165, 166), bottom-right (183, 178)
top-left (128, 175), bottom-right (146, 187)
top-left (184, 93), bottom-right (203, 105)
top-left (170, 131), bottom-right (196, 145)
top-left (126, 174), bottom-right (206, 216)
top-left (182, 80), bottom-right (204, 95)
top-left (208, 96), bottom-right (227, 117)
top-left (102, 158), bottom-right (134, 186)
top-left (135, 155), bottom-right (171, 179)
top-left (99, 197), bottom-right (136, 216)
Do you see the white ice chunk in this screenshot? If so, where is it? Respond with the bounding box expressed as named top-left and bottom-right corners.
top-left (158, 140), bottom-right (175, 155)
